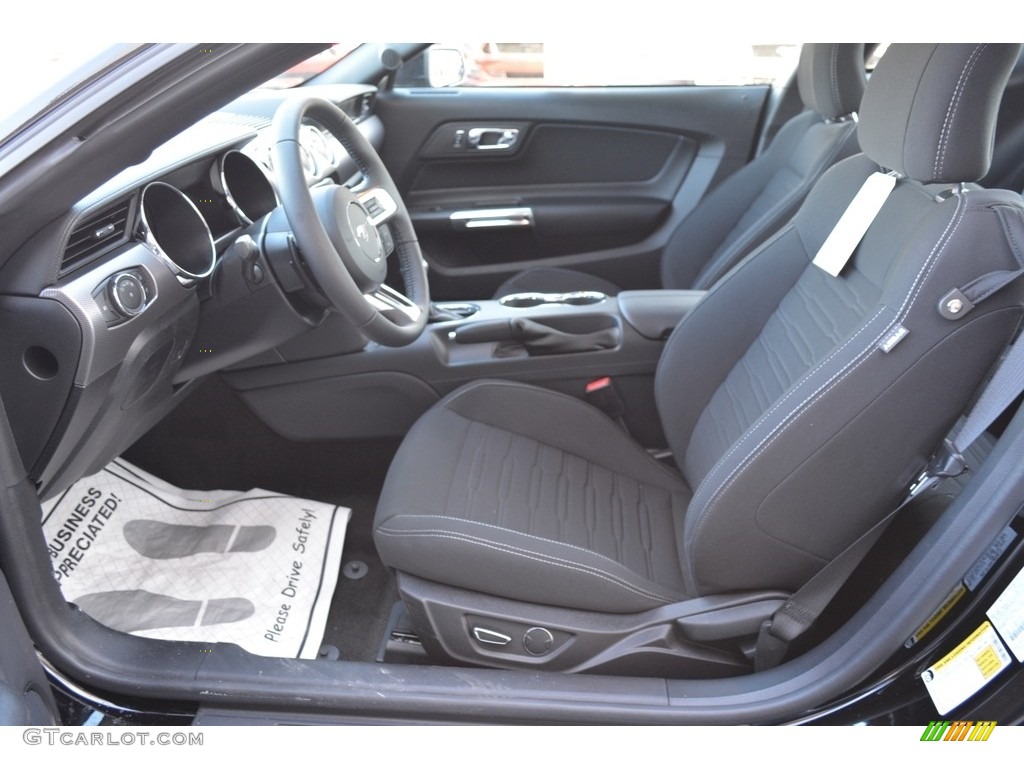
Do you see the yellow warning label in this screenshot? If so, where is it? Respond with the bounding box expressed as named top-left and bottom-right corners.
top-left (906, 583), bottom-right (967, 648)
top-left (933, 622), bottom-right (997, 673)
top-left (923, 621), bottom-right (1013, 715)
top-left (974, 646), bottom-right (1003, 680)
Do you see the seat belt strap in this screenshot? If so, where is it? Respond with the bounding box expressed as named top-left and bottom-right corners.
top-left (754, 474), bottom-right (938, 671)
top-left (755, 331), bottom-right (1024, 671)
top-left (951, 335), bottom-right (1024, 456)
top-left (947, 206), bottom-right (1024, 313)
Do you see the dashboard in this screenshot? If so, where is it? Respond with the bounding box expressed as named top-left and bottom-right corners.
top-left (1, 84), bottom-right (382, 500)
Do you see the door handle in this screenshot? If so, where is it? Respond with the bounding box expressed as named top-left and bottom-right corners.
top-left (450, 207), bottom-right (534, 229)
top-left (466, 127), bottom-right (520, 151)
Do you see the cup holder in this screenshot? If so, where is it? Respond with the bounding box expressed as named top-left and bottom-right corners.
top-left (432, 302), bottom-right (480, 319)
top-left (499, 291), bottom-right (607, 308)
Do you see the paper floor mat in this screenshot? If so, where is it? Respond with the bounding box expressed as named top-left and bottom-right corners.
top-left (41, 459), bottom-right (349, 659)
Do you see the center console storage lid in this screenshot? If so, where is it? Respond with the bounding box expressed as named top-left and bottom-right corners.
top-left (617, 290), bottom-right (707, 340)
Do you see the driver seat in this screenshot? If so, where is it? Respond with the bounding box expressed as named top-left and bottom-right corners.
top-left (374, 44), bottom-right (1024, 675)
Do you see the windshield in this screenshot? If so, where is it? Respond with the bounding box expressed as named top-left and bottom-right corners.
top-left (0, 43), bottom-right (142, 145)
top-left (260, 44), bottom-right (359, 89)
top-left (0, 43), bottom-right (128, 121)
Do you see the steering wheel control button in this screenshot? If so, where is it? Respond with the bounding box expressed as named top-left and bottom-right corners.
top-left (472, 627), bottom-right (512, 647)
top-left (523, 627), bottom-right (555, 656)
top-left (108, 272), bottom-right (147, 317)
top-left (359, 188), bottom-right (398, 226)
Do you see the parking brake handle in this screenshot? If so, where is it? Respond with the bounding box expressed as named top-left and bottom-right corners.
top-left (451, 318), bottom-right (617, 356)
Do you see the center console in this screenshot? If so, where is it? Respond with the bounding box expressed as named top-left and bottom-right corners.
top-left (222, 289), bottom-right (706, 448)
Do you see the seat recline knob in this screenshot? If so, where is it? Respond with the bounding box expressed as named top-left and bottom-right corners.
top-left (523, 626), bottom-right (554, 656)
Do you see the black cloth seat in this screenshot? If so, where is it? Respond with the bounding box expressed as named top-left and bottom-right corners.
top-left (493, 43), bottom-right (867, 299)
top-left (376, 45), bottom-right (1024, 660)
top-left (376, 380), bottom-right (692, 614)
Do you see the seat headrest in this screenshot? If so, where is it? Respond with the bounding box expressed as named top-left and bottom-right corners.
top-left (797, 43), bottom-right (866, 119)
top-left (858, 43), bottom-right (1022, 184)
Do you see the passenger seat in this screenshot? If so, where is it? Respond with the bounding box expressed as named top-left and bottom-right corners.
top-left (493, 43), bottom-right (867, 297)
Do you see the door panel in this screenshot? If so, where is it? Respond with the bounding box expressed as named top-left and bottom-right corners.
top-left (0, 571), bottom-right (58, 725)
top-left (374, 85), bottom-right (770, 299)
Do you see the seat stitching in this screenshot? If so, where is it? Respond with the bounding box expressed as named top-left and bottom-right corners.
top-left (399, 513), bottom-right (684, 585)
top-left (526, 437), bottom-right (541, 534)
top-left (935, 44), bottom-right (986, 179)
top-left (438, 414), bottom-right (685, 576)
top-left (689, 194), bottom-right (967, 572)
top-left (697, 191), bottom-right (965, 506)
top-left (439, 380), bottom-right (686, 488)
top-left (611, 471), bottom-right (624, 567)
top-left (692, 194), bottom-right (966, 546)
top-left (555, 446), bottom-right (568, 541)
top-left (463, 422), bottom-right (491, 521)
top-left (442, 420), bottom-right (474, 521)
top-left (694, 188), bottom-right (962, 506)
top-left (377, 526), bottom-right (678, 604)
top-left (496, 429), bottom-right (516, 529)
top-left (637, 482), bottom-right (653, 579)
top-left (694, 304), bottom-right (886, 504)
top-left (584, 455), bottom-right (596, 551)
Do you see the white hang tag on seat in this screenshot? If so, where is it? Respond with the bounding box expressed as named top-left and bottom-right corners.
top-left (813, 171), bottom-right (897, 277)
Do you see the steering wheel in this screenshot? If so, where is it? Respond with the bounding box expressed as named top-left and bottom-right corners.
top-left (270, 96), bottom-right (429, 347)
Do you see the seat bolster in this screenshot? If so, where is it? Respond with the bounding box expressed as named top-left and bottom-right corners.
top-left (657, 223), bottom-right (810, 470)
top-left (376, 514), bottom-right (687, 613)
top-left (691, 120), bottom-right (860, 290)
top-left (661, 112), bottom-right (822, 291)
top-left (436, 379), bottom-right (688, 487)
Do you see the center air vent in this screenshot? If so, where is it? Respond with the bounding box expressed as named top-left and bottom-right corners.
top-left (62, 198), bottom-right (135, 273)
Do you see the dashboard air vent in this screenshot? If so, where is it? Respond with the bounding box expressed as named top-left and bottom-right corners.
top-left (358, 92), bottom-right (375, 119)
top-left (61, 198), bottom-right (134, 273)
top-left (341, 92), bottom-right (375, 121)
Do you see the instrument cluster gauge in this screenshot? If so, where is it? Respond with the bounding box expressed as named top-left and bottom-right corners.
top-left (299, 123), bottom-right (338, 179)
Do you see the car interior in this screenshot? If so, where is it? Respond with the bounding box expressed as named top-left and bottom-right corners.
top-left (2, 42), bottom-right (1024, 725)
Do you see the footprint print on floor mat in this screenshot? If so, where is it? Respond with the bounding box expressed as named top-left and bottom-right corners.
top-left (123, 519), bottom-right (276, 559)
top-left (75, 590), bottom-right (255, 632)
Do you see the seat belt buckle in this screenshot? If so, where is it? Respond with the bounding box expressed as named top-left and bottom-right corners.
top-left (754, 618), bottom-right (788, 671)
top-left (927, 438), bottom-right (967, 479)
top-left (909, 439), bottom-right (967, 498)
top-left (585, 376), bottom-right (626, 421)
